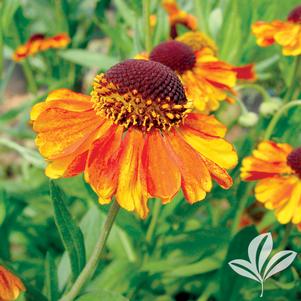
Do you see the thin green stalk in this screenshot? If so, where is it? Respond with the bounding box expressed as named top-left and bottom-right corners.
top-left (59, 201), bottom-right (120, 301)
top-left (143, 0), bottom-right (152, 52)
top-left (231, 183), bottom-right (254, 236)
top-left (146, 200), bottom-right (161, 242)
top-left (264, 100), bottom-right (301, 140)
top-left (0, 27), bottom-right (3, 80)
top-left (193, 0), bottom-right (209, 34)
top-left (236, 84), bottom-right (270, 103)
top-left (276, 223), bottom-right (293, 252)
top-left (284, 56), bottom-right (301, 103)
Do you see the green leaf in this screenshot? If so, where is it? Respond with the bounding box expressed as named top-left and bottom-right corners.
top-left (76, 290), bottom-right (129, 301)
top-left (219, 226), bottom-right (259, 301)
top-left (45, 252), bottom-right (58, 301)
top-left (50, 181), bottom-right (86, 282)
top-left (0, 0), bottom-right (20, 30)
top-left (58, 49), bottom-right (118, 69)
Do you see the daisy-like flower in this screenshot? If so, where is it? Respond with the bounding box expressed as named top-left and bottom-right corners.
top-left (31, 59), bottom-right (237, 218)
top-left (13, 33), bottom-right (70, 62)
top-left (149, 40), bottom-right (237, 112)
top-left (252, 5), bottom-right (301, 56)
top-left (0, 266), bottom-right (25, 301)
top-left (241, 141), bottom-right (301, 225)
top-left (162, 0), bottom-right (197, 38)
top-left (177, 31), bottom-right (257, 82)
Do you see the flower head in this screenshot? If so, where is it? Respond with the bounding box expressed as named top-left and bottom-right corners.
top-left (31, 59), bottom-right (237, 218)
top-left (162, 0), bottom-right (197, 38)
top-left (252, 5), bottom-right (301, 56)
top-left (149, 40), bottom-right (237, 112)
top-left (0, 266), bottom-right (25, 301)
top-left (241, 141), bottom-right (301, 224)
top-left (13, 33), bottom-right (70, 62)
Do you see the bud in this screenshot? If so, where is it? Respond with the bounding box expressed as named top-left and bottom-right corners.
top-left (238, 112), bottom-right (259, 128)
top-left (259, 97), bottom-right (282, 116)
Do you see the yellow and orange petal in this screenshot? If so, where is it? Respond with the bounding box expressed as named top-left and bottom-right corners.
top-left (31, 59), bottom-right (237, 218)
top-left (232, 64), bottom-right (257, 82)
top-left (176, 31), bottom-right (218, 55)
top-left (252, 20), bottom-right (301, 56)
top-left (162, 0), bottom-right (197, 39)
top-left (150, 41), bottom-right (237, 113)
top-left (0, 266), bottom-right (25, 301)
top-left (13, 33), bottom-right (70, 62)
top-left (241, 141), bottom-right (301, 225)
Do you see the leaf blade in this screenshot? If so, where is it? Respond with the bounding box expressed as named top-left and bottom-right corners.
top-left (50, 181), bottom-right (86, 281)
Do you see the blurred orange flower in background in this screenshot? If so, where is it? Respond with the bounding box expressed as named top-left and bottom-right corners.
top-left (31, 59), bottom-right (237, 218)
top-left (241, 141), bottom-right (301, 225)
top-left (162, 0), bottom-right (197, 38)
top-left (0, 266), bottom-right (25, 301)
top-left (13, 33), bottom-right (70, 62)
top-left (252, 5), bottom-right (301, 56)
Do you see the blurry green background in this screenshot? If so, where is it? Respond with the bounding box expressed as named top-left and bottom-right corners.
top-left (1, 0), bottom-right (301, 300)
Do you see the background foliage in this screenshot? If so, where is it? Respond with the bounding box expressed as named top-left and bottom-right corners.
top-left (1, 0), bottom-right (301, 300)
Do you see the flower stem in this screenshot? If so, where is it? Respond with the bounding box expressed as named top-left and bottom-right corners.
top-left (143, 0), bottom-right (152, 52)
top-left (236, 84), bottom-right (270, 103)
top-left (59, 201), bottom-right (120, 301)
top-left (284, 56), bottom-right (301, 103)
top-left (146, 200), bottom-right (161, 242)
top-left (263, 100), bottom-right (301, 140)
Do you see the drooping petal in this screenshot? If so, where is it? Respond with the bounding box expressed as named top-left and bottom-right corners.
top-left (85, 124), bottom-right (123, 204)
top-left (142, 129), bottom-right (181, 202)
top-left (200, 155), bottom-right (233, 189)
top-left (116, 128), bottom-right (149, 218)
top-left (167, 130), bottom-right (212, 203)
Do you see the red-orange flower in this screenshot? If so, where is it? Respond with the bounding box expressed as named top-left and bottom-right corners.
top-left (241, 141), bottom-right (301, 225)
top-left (0, 266), bottom-right (25, 301)
top-left (13, 33), bottom-right (70, 62)
top-left (149, 40), bottom-right (237, 112)
top-left (162, 0), bottom-right (197, 38)
top-left (252, 5), bottom-right (301, 56)
top-left (177, 31), bottom-right (257, 82)
top-left (31, 59), bottom-right (237, 218)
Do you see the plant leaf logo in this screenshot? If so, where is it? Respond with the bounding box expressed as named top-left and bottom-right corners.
top-left (228, 232), bottom-right (297, 297)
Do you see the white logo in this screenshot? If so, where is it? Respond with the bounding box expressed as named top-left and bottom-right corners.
top-left (228, 232), bottom-right (297, 297)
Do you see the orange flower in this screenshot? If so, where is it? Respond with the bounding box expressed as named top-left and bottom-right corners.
top-left (177, 31), bottom-right (257, 82)
top-left (31, 59), bottom-right (237, 218)
top-left (0, 266), bottom-right (25, 301)
top-left (252, 5), bottom-right (301, 56)
top-left (241, 141), bottom-right (301, 225)
top-left (13, 33), bottom-right (70, 62)
top-left (162, 0), bottom-right (197, 38)
top-left (149, 40), bottom-right (237, 112)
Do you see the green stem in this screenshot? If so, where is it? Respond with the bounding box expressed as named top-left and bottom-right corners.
top-left (0, 26), bottom-right (3, 80)
top-left (59, 201), bottom-right (120, 301)
top-left (146, 200), bottom-right (161, 242)
top-left (264, 100), bottom-right (301, 140)
top-left (143, 0), bottom-right (152, 52)
top-left (236, 84), bottom-right (270, 103)
top-left (193, 0), bottom-right (209, 34)
top-left (284, 56), bottom-right (301, 103)
top-left (231, 183), bottom-right (254, 236)
top-left (276, 223), bottom-right (293, 252)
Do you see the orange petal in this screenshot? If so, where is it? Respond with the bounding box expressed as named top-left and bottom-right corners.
top-left (184, 113), bottom-right (227, 137)
top-left (167, 130), bottom-right (212, 203)
top-left (180, 125), bottom-right (238, 170)
top-left (200, 155), bottom-right (233, 189)
top-left (31, 89), bottom-right (92, 121)
top-left (33, 108), bottom-right (102, 159)
top-left (142, 129), bottom-right (181, 202)
top-left (116, 129), bottom-right (149, 218)
top-left (0, 266), bottom-right (25, 301)
top-left (86, 124), bottom-right (123, 203)
top-left (232, 64), bottom-right (257, 81)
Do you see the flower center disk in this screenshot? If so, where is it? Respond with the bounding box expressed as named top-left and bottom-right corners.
top-left (288, 5), bottom-right (301, 23)
top-left (91, 59), bottom-right (190, 131)
top-left (150, 40), bottom-right (196, 74)
top-left (287, 147), bottom-right (301, 177)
